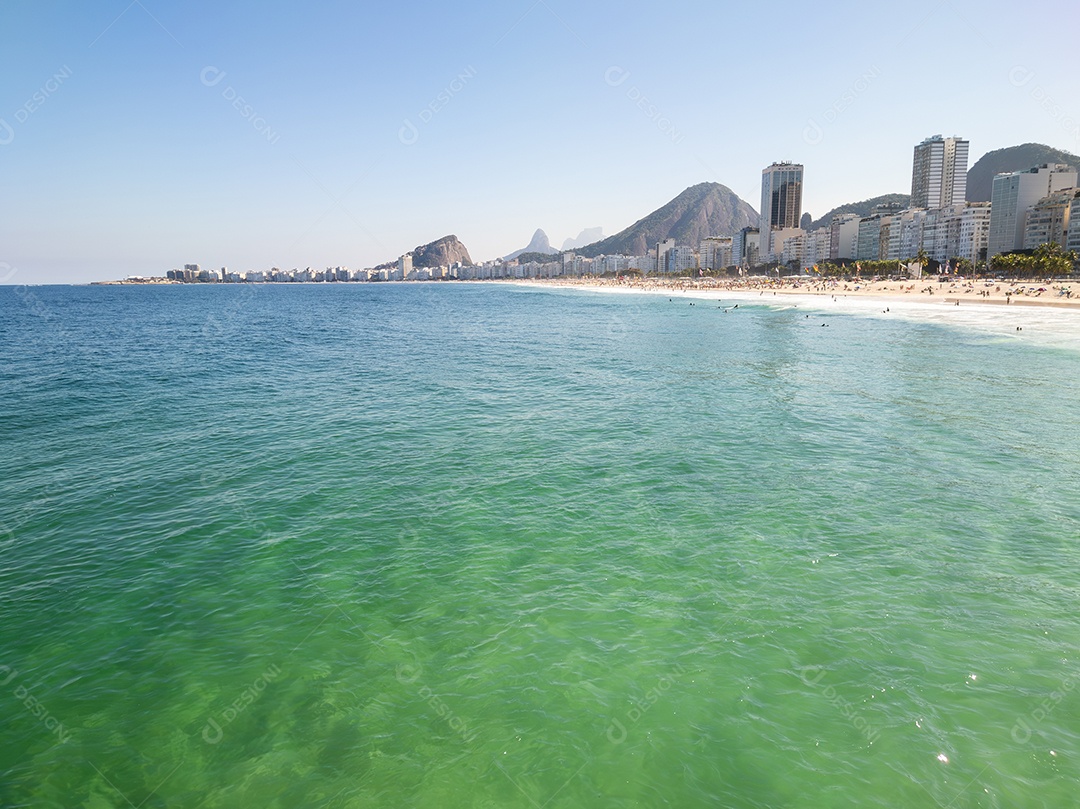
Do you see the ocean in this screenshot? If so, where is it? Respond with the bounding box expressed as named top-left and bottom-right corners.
top-left (2, 281), bottom-right (1079, 807)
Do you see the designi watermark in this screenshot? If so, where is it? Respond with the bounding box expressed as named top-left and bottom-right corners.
top-left (200, 663), bottom-right (282, 744)
top-left (395, 661), bottom-right (477, 743)
top-left (399, 66), bottom-right (477, 146)
top-left (798, 664), bottom-right (881, 744)
top-left (1, 666), bottom-right (72, 745)
top-left (1011, 673), bottom-right (1075, 744)
top-left (803, 65), bottom-right (881, 146)
top-left (606, 663), bottom-right (686, 744)
top-left (605, 67), bottom-right (684, 145)
top-left (0, 66), bottom-right (73, 146)
top-left (200, 67), bottom-right (280, 145)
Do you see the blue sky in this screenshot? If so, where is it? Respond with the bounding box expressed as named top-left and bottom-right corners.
top-left (2, 0), bottom-right (1078, 283)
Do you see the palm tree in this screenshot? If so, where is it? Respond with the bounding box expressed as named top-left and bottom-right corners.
top-left (1033, 242), bottom-right (1076, 279)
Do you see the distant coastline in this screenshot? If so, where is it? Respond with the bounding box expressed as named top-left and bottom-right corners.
top-left (94, 272), bottom-right (1080, 310)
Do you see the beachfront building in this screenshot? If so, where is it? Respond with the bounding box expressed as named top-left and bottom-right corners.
top-left (700, 237), bottom-right (733, 271)
top-left (881, 209), bottom-right (907, 260)
top-left (881, 208), bottom-right (921, 261)
top-left (910, 135), bottom-right (969, 209)
top-left (920, 208), bottom-right (951, 263)
top-left (767, 227), bottom-right (803, 265)
top-left (731, 227), bottom-right (759, 270)
top-left (802, 227), bottom-right (832, 269)
top-left (562, 253), bottom-right (583, 276)
top-left (781, 233), bottom-right (804, 268)
top-left (899, 210), bottom-right (927, 260)
top-left (955, 203), bottom-right (991, 263)
top-left (878, 215), bottom-right (895, 262)
top-left (893, 203), bottom-right (991, 265)
top-left (655, 238), bottom-right (675, 273)
top-left (669, 246), bottom-right (698, 273)
top-left (856, 215), bottom-right (882, 260)
top-left (597, 255), bottom-right (628, 274)
top-left (829, 213), bottom-right (860, 260)
top-left (760, 162), bottom-right (803, 259)
top-left (1068, 192), bottom-right (1080, 255)
top-left (988, 164), bottom-right (1078, 256)
top-left (1023, 188), bottom-right (1075, 250)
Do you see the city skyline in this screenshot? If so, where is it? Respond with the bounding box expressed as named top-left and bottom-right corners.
top-left (3, 0), bottom-right (1079, 284)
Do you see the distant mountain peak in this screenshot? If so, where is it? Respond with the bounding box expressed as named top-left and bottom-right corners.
top-left (504, 229), bottom-right (557, 261)
top-left (576, 182), bottom-right (759, 257)
top-left (562, 227), bottom-right (604, 251)
top-left (377, 234), bottom-right (473, 269)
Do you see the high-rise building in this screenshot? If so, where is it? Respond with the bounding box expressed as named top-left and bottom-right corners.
top-left (731, 227), bottom-right (759, 269)
top-left (760, 162), bottom-right (803, 256)
top-left (655, 238), bottom-right (675, 273)
top-left (910, 135), bottom-right (969, 209)
top-left (988, 164), bottom-right (1077, 255)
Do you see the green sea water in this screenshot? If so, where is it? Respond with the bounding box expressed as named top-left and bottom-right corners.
top-left (2, 282), bottom-right (1080, 807)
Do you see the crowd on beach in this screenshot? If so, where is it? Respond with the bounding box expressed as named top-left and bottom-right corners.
top-left (521, 274), bottom-right (1079, 307)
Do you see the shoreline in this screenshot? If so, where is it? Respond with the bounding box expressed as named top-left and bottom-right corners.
top-left (507, 277), bottom-right (1080, 352)
top-left (506, 276), bottom-right (1080, 310)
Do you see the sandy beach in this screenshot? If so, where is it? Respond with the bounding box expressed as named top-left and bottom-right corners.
top-left (510, 275), bottom-right (1080, 309)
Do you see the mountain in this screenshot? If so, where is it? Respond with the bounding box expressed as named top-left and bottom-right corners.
top-left (413, 235), bottom-right (473, 267)
top-left (809, 193), bottom-right (910, 231)
top-left (966, 143), bottom-right (1080, 202)
top-left (562, 227), bottom-right (604, 251)
top-left (504, 229), bottom-right (557, 261)
top-left (376, 235), bottom-right (473, 270)
top-left (576, 183), bottom-right (759, 257)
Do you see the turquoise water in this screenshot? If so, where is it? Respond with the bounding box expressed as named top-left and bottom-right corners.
top-left (2, 282), bottom-right (1079, 807)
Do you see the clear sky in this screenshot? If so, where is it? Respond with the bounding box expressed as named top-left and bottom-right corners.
top-left (2, 0), bottom-right (1078, 283)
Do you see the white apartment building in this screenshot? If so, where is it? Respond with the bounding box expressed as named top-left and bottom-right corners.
top-left (829, 213), bottom-right (860, 260)
top-left (911, 135), bottom-right (969, 209)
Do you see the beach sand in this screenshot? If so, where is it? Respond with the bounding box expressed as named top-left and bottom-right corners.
top-left (510, 276), bottom-right (1080, 309)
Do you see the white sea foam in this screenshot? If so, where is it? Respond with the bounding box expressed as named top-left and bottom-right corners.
top-left (520, 282), bottom-right (1080, 354)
